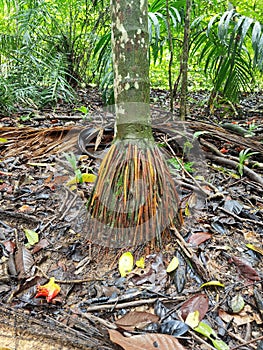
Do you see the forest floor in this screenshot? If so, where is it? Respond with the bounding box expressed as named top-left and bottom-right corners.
top-left (0, 87), bottom-right (262, 350)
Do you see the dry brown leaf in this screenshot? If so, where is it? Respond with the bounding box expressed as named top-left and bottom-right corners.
top-left (109, 329), bottom-right (187, 350)
top-left (188, 232), bottom-right (212, 246)
top-left (115, 311), bottom-right (159, 331)
top-left (230, 256), bottom-right (260, 281)
top-left (15, 246), bottom-right (34, 279)
top-left (180, 293), bottom-right (209, 321)
top-left (219, 305), bottom-right (262, 326)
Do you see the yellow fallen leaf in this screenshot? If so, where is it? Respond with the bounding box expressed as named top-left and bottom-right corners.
top-left (166, 256), bottom-right (179, 273)
top-left (200, 280), bottom-right (225, 288)
top-left (119, 252), bottom-right (134, 277)
top-left (185, 310), bottom-right (200, 328)
top-left (82, 173), bottom-right (97, 183)
top-left (66, 173), bottom-right (97, 186)
top-left (135, 256), bottom-right (145, 269)
top-left (201, 280), bottom-right (225, 288)
top-left (246, 243), bottom-right (263, 256)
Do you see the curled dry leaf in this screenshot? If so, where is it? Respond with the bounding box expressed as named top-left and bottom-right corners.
top-left (15, 246), bottom-right (34, 279)
top-left (188, 232), bottom-right (212, 246)
top-left (115, 311), bottom-right (159, 331)
top-left (180, 294), bottom-right (209, 322)
top-left (109, 329), bottom-right (187, 350)
top-left (173, 251), bottom-right (186, 293)
top-left (219, 305), bottom-right (262, 326)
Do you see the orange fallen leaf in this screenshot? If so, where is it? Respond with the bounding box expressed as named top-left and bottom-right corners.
top-left (35, 277), bottom-right (61, 302)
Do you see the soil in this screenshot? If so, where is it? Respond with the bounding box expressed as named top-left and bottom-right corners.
top-left (0, 87), bottom-right (262, 350)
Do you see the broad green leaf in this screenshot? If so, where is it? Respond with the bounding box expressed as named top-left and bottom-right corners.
top-left (200, 280), bottom-right (225, 288)
top-left (166, 256), bottom-right (179, 273)
top-left (118, 252), bottom-right (134, 277)
top-left (194, 321), bottom-right (216, 338)
top-left (24, 229), bottom-right (39, 246)
top-left (194, 322), bottom-right (229, 350)
top-left (213, 339), bottom-right (230, 350)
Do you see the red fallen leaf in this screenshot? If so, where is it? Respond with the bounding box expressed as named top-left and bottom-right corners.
top-left (35, 277), bottom-right (61, 302)
top-left (115, 311), bottom-right (159, 331)
top-left (180, 294), bottom-right (209, 322)
top-left (188, 232), bottom-right (212, 246)
top-left (230, 256), bottom-right (260, 281)
top-left (109, 329), bottom-right (187, 350)
top-left (3, 240), bottom-right (16, 254)
top-left (220, 147), bottom-right (228, 154)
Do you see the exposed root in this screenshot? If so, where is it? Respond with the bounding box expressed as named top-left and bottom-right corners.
top-left (85, 139), bottom-right (181, 248)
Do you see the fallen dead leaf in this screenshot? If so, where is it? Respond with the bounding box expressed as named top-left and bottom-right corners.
top-left (219, 305), bottom-right (262, 326)
top-left (109, 329), bottom-right (187, 350)
top-left (180, 293), bottom-right (209, 322)
top-left (115, 311), bottom-right (159, 331)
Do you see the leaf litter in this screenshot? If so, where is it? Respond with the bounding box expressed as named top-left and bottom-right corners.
top-left (0, 88), bottom-right (262, 349)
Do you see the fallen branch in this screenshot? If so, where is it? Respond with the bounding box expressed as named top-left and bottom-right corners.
top-left (206, 153), bottom-right (263, 187)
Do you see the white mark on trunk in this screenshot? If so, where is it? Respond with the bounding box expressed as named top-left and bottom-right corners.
top-left (125, 83), bottom-right (130, 90)
top-left (134, 81), bottom-right (139, 89)
top-left (140, 0), bottom-right (146, 11)
top-left (116, 18), bottom-right (128, 43)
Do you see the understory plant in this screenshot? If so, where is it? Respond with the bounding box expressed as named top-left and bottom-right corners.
top-left (237, 148), bottom-right (258, 176)
top-left (191, 8), bottom-right (263, 103)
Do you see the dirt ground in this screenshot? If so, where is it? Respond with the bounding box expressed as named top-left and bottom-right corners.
top-left (0, 88), bottom-right (262, 349)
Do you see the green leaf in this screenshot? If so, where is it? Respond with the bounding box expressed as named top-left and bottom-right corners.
top-left (194, 321), bottom-right (216, 338)
top-left (0, 138), bottom-right (8, 143)
top-left (24, 229), bottom-right (39, 246)
top-left (193, 131), bottom-right (211, 140)
top-left (194, 322), bottom-right (229, 350)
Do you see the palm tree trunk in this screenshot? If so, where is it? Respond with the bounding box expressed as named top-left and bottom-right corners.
top-left (86, 0), bottom-right (181, 248)
top-left (111, 0), bottom-right (153, 140)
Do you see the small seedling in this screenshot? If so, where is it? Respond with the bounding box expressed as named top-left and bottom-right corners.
top-left (237, 148), bottom-right (258, 176)
top-left (168, 157), bottom-right (195, 173)
top-left (75, 106), bottom-right (89, 120)
top-left (64, 152), bottom-right (83, 183)
top-left (20, 114), bottom-right (31, 122)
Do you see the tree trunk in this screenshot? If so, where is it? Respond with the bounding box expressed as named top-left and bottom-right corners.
top-left (111, 0), bottom-right (153, 140)
top-left (86, 0), bottom-right (181, 248)
top-left (179, 0), bottom-right (192, 120)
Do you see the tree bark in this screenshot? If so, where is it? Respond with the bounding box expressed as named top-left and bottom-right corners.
top-left (179, 0), bottom-right (192, 120)
top-left (111, 0), bottom-right (153, 140)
